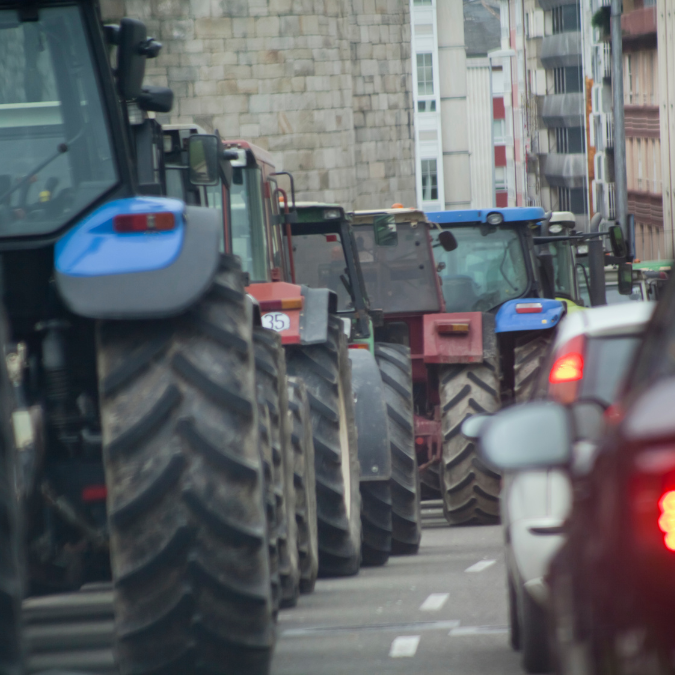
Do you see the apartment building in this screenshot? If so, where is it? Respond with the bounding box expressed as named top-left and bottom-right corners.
top-left (410, 0), bottom-right (504, 211)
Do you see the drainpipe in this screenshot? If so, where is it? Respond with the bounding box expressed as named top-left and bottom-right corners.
top-left (611, 0), bottom-right (628, 238)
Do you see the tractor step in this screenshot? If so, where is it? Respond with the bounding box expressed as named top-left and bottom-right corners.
top-left (24, 584), bottom-right (117, 674)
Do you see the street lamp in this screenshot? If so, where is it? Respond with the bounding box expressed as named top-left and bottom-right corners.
top-left (487, 48), bottom-right (516, 208)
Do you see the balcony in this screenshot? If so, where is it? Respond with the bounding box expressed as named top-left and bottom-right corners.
top-left (592, 113), bottom-right (613, 152)
top-left (542, 93), bottom-right (584, 127)
top-left (622, 6), bottom-right (657, 43)
top-left (541, 32), bottom-right (582, 69)
top-left (592, 43), bottom-right (611, 82)
top-left (540, 153), bottom-right (587, 188)
top-left (593, 180), bottom-right (616, 220)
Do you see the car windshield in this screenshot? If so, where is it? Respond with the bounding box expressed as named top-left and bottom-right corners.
top-left (581, 336), bottom-right (643, 405)
top-left (430, 225), bottom-right (529, 312)
top-left (351, 223), bottom-right (442, 313)
top-left (0, 7), bottom-right (118, 237)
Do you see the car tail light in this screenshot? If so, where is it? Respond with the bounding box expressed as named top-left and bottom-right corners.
top-left (630, 449), bottom-right (675, 554)
top-left (548, 335), bottom-right (585, 404)
top-left (258, 297), bottom-right (304, 311)
top-left (82, 485), bottom-right (107, 503)
top-left (516, 302), bottom-right (543, 314)
top-left (113, 212), bottom-right (176, 232)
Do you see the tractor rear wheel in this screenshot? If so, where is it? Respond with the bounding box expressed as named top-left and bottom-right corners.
top-left (0, 312), bottom-right (22, 675)
top-left (286, 317), bottom-right (361, 577)
top-left (514, 332), bottom-right (554, 403)
top-left (98, 258), bottom-right (274, 675)
top-left (286, 378), bottom-right (319, 594)
top-left (253, 328), bottom-right (299, 609)
top-left (439, 360), bottom-right (501, 526)
top-left (374, 344), bottom-right (421, 554)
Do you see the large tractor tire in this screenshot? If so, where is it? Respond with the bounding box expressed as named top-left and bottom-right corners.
top-left (253, 328), bottom-right (299, 609)
top-left (439, 359), bottom-right (501, 526)
top-left (286, 317), bottom-right (361, 577)
top-left (257, 401), bottom-right (280, 614)
top-left (514, 332), bottom-right (553, 403)
top-left (374, 344), bottom-right (421, 555)
top-left (98, 258), bottom-right (274, 675)
top-left (286, 378), bottom-right (319, 594)
top-left (0, 315), bottom-right (22, 675)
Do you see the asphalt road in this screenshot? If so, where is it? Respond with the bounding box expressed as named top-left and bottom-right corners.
top-left (272, 520), bottom-right (523, 675)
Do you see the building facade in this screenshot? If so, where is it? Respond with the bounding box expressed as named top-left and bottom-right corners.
top-left (410, 0), bottom-right (506, 211)
top-left (100, 0), bottom-right (416, 211)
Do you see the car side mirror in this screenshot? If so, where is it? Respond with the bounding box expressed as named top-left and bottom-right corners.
top-left (438, 230), bottom-right (458, 252)
top-left (617, 262), bottom-right (633, 296)
top-left (476, 402), bottom-right (572, 470)
top-left (188, 135), bottom-right (219, 186)
top-left (609, 225), bottom-right (628, 259)
top-left (117, 18), bottom-right (147, 100)
top-left (373, 214), bottom-right (398, 246)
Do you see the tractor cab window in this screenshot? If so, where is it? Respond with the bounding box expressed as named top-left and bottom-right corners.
top-left (292, 232), bottom-right (354, 310)
top-left (0, 7), bottom-right (118, 236)
top-left (230, 167), bottom-right (269, 282)
top-left (352, 223), bottom-right (442, 313)
top-left (537, 239), bottom-right (577, 301)
top-left (430, 225), bottom-right (529, 312)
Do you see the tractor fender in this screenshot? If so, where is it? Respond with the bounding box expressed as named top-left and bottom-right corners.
top-left (348, 349), bottom-right (392, 482)
top-left (494, 298), bottom-right (565, 334)
top-left (298, 286), bottom-right (338, 345)
top-left (55, 200), bottom-right (220, 319)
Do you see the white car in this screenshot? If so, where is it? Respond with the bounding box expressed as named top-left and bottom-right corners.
top-left (501, 301), bottom-right (654, 673)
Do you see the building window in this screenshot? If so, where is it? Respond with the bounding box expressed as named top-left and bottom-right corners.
top-left (553, 66), bottom-right (583, 94)
top-left (555, 127), bottom-right (585, 154)
top-left (626, 54), bottom-right (632, 104)
top-left (495, 166), bottom-right (507, 190)
top-left (552, 4), bottom-right (580, 34)
top-left (421, 159), bottom-right (438, 201)
top-left (417, 100), bottom-right (436, 113)
top-left (637, 138), bottom-right (643, 191)
top-left (493, 118), bottom-right (506, 143)
top-left (413, 0), bottom-right (432, 4)
top-left (417, 53), bottom-right (434, 96)
top-left (558, 187), bottom-right (587, 215)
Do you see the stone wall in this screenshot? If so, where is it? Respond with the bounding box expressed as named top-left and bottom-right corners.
top-left (100, 0), bottom-right (416, 209)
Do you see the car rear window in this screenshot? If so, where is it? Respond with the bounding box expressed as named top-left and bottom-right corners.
top-left (580, 336), bottom-right (642, 405)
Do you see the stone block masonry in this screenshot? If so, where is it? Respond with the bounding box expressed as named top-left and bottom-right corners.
top-left (101, 0), bottom-right (416, 210)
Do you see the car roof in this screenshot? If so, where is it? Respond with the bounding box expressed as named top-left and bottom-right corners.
top-left (553, 302), bottom-right (655, 348)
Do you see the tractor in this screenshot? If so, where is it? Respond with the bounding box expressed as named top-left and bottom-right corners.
top-left (0, 6), bottom-right (277, 675)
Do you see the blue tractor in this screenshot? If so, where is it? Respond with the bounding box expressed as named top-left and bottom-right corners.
top-left (0, 4), bottom-right (274, 674)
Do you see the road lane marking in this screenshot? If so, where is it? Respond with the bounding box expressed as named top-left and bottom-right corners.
top-left (420, 593), bottom-right (449, 611)
top-left (449, 625), bottom-right (508, 636)
top-left (282, 620), bottom-right (459, 637)
top-left (389, 635), bottom-right (420, 657)
top-left (465, 559), bottom-right (496, 573)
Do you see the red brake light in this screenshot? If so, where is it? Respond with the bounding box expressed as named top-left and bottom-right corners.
top-left (658, 491), bottom-right (675, 551)
top-left (82, 485), bottom-right (107, 503)
top-left (325, 234), bottom-right (338, 242)
top-left (113, 212), bottom-right (176, 233)
top-left (516, 302), bottom-right (543, 314)
top-left (549, 352), bottom-right (584, 383)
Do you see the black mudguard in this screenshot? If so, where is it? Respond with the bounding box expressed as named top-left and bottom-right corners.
top-left (55, 206), bottom-right (221, 320)
top-left (298, 286), bottom-right (338, 345)
top-left (348, 349), bottom-right (392, 482)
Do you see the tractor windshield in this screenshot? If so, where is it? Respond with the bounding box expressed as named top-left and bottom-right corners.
top-left (0, 7), bottom-right (118, 237)
top-left (430, 226), bottom-right (529, 312)
top-left (351, 223), bottom-right (442, 313)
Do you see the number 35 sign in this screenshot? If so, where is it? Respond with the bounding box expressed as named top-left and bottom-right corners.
top-left (261, 312), bottom-right (291, 332)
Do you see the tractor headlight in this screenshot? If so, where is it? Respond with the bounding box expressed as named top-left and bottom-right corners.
top-left (548, 223), bottom-right (563, 234)
top-left (486, 212), bottom-right (504, 226)
top-left (324, 209), bottom-right (341, 220)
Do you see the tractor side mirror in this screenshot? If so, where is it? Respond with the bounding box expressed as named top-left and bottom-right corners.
top-left (617, 262), bottom-right (634, 296)
top-left (438, 230), bottom-right (458, 252)
top-left (609, 225), bottom-right (628, 259)
top-left (137, 86), bottom-right (174, 113)
top-left (117, 18), bottom-right (147, 100)
top-left (188, 135), bottom-right (219, 186)
top-left (373, 214), bottom-right (398, 246)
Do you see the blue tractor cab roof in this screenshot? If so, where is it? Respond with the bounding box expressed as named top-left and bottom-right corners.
top-left (426, 207), bottom-right (545, 226)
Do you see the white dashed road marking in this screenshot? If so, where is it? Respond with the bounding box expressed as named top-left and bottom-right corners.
top-left (464, 559), bottom-right (496, 573)
top-left (389, 635), bottom-right (421, 658)
top-left (449, 625), bottom-right (508, 636)
top-left (420, 593), bottom-right (450, 611)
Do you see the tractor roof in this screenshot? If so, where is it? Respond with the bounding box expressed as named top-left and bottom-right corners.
top-left (294, 202), bottom-right (346, 224)
top-left (221, 139), bottom-right (275, 168)
top-left (351, 208), bottom-right (429, 226)
top-left (426, 207), bottom-right (546, 225)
